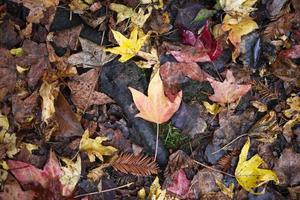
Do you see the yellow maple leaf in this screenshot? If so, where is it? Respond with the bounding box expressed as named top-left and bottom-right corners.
top-left (79, 130), bottom-right (118, 162)
top-left (109, 3), bottom-right (152, 28)
top-left (105, 26), bottom-right (148, 62)
top-left (39, 81), bottom-right (59, 124)
top-left (222, 14), bottom-right (258, 61)
top-left (60, 155), bottom-right (81, 196)
top-left (129, 70), bottom-right (182, 124)
top-left (235, 138), bottom-right (279, 194)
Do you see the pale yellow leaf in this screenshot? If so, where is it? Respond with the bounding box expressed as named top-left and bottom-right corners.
top-left (10, 48), bottom-right (24, 57)
top-left (235, 138), bottom-right (279, 194)
top-left (39, 81), bottom-right (59, 124)
top-left (79, 130), bottom-right (118, 162)
top-left (216, 179), bottom-right (234, 199)
top-left (20, 143), bottom-right (39, 154)
top-left (220, 0), bottom-right (258, 16)
top-left (203, 101), bottom-right (221, 115)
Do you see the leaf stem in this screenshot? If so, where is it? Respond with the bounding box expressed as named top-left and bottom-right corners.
top-left (154, 123), bottom-right (159, 161)
top-left (212, 133), bottom-right (248, 155)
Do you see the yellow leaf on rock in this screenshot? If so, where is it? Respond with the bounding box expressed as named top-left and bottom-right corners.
top-left (129, 70), bottom-right (182, 124)
top-left (39, 81), bottom-right (59, 124)
top-left (105, 26), bottom-right (148, 62)
top-left (109, 3), bottom-right (152, 27)
top-left (222, 14), bottom-right (258, 61)
top-left (60, 155), bottom-right (81, 196)
top-left (235, 138), bottom-right (279, 194)
top-left (79, 130), bottom-right (118, 162)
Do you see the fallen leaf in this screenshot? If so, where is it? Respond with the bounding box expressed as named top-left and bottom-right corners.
top-left (20, 143), bottom-right (39, 154)
top-left (68, 37), bottom-right (116, 68)
top-left (10, 48), bottom-right (24, 57)
top-left (203, 101), bottom-right (221, 115)
top-left (220, 0), bottom-right (258, 16)
top-left (274, 148), bottom-right (300, 186)
top-left (69, 0), bottom-right (92, 14)
top-left (52, 25), bottom-right (83, 50)
top-left (148, 177), bottom-right (167, 200)
top-left (251, 101), bottom-right (268, 112)
top-left (79, 129), bottom-right (118, 162)
top-left (68, 69), bottom-right (114, 111)
top-left (216, 180), bottom-right (234, 199)
top-left (166, 169), bottom-right (190, 197)
top-left (10, 0), bottom-right (59, 23)
top-left (235, 138), bottom-right (279, 194)
top-left (39, 81), bottom-right (59, 124)
top-left (279, 45), bottom-right (300, 59)
top-left (105, 26), bottom-right (148, 62)
top-left (222, 14), bottom-right (258, 61)
top-left (207, 70), bottom-right (251, 104)
top-left (193, 9), bottom-right (217, 23)
top-left (109, 3), bottom-right (152, 28)
top-left (170, 46), bottom-right (211, 63)
top-left (60, 155), bottom-right (81, 196)
top-left (160, 62), bottom-right (210, 101)
top-left (129, 70), bottom-right (182, 124)
top-left (87, 164), bottom-right (108, 182)
top-left (0, 177), bottom-right (36, 200)
top-left (283, 95), bottom-right (300, 141)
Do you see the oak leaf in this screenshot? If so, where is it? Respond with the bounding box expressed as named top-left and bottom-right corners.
top-left (105, 26), bottom-right (148, 62)
top-left (235, 138), bottom-right (279, 194)
top-left (207, 70), bottom-right (251, 103)
top-left (79, 130), bottom-right (118, 162)
top-left (129, 70), bottom-right (182, 124)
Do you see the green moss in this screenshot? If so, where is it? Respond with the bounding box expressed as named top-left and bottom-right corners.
top-left (160, 123), bottom-right (189, 149)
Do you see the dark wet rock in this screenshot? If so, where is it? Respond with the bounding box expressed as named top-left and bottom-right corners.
top-left (204, 143), bottom-right (225, 165)
top-left (100, 60), bottom-right (169, 167)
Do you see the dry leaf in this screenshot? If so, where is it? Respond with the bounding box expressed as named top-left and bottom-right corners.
top-left (60, 155), bottom-right (81, 196)
top-left (0, 178), bottom-right (36, 200)
top-left (283, 95), bottom-right (300, 140)
top-left (203, 101), bottom-right (221, 115)
top-left (69, 0), bottom-right (93, 14)
top-left (87, 164), bottom-right (109, 182)
top-left (39, 81), bottom-right (59, 124)
top-left (235, 138), bottom-right (279, 194)
top-left (129, 70), bottom-right (182, 124)
top-left (68, 69), bottom-right (113, 110)
top-left (220, 0), bottom-right (258, 16)
top-left (216, 180), bottom-right (234, 199)
top-left (105, 26), bottom-right (148, 62)
top-left (109, 3), bottom-right (152, 27)
top-left (148, 177), bottom-right (167, 200)
top-left (222, 14), bottom-right (258, 61)
top-left (79, 129), bottom-right (118, 162)
top-left (68, 37), bottom-right (116, 68)
top-left (207, 70), bottom-right (251, 104)
top-left (20, 143), bottom-right (39, 154)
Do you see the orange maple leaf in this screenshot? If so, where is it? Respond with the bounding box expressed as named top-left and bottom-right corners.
top-left (128, 70), bottom-right (182, 124)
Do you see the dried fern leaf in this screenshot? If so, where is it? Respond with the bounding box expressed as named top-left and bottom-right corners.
top-left (111, 153), bottom-right (159, 176)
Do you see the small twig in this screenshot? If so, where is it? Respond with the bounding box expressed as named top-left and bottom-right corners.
top-left (212, 134), bottom-right (248, 155)
top-left (74, 182), bottom-right (134, 198)
top-left (193, 160), bottom-right (235, 178)
top-left (154, 123), bottom-right (159, 161)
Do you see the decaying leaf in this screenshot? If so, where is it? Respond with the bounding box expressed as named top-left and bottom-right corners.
top-left (222, 14), bottom-right (258, 61)
top-left (79, 129), bottom-right (118, 162)
top-left (68, 37), bottom-right (116, 68)
top-left (39, 81), bottom-right (59, 124)
top-left (216, 180), bottom-right (234, 199)
top-left (0, 177), bottom-right (36, 200)
top-left (166, 169), bottom-right (191, 198)
top-left (20, 143), bottom-right (39, 154)
top-left (105, 26), bottom-right (148, 62)
top-left (69, 0), bottom-right (94, 14)
top-left (129, 70), bottom-right (182, 124)
top-left (148, 177), bottom-right (167, 200)
top-left (109, 3), bottom-right (152, 28)
top-left (60, 155), bottom-right (81, 196)
top-left (207, 70), bottom-right (251, 104)
top-left (203, 101), bottom-right (221, 115)
top-left (220, 0), bottom-right (258, 16)
top-left (87, 164), bottom-right (109, 182)
top-left (235, 138), bottom-right (279, 194)
top-left (67, 69), bottom-right (113, 111)
top-left (283, 95), bottom-right (300, 141)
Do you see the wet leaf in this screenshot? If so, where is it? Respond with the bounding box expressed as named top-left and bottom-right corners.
top-left (109, 3), bottom-right (152, 28)
top-left (52, 25), bottom-right (83, 50)
top-left (207, 70), bottom-right (252, 104)
top-left (129, 70), bottom-right (182, 124)
top-left (79, 129), bottom-right (118, 162)
top-left (203, 101), bottom-right (221, 115)
top-left (105, 26), bottom-right (148, 62)
top-left (68, 69), bottom-right (113, 111)
top-left (235, 138), bottom-right (279, 194)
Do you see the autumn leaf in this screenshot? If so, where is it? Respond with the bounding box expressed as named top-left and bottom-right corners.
top-left (79, 129), bottom-right (118, 162)
top-left (203, 101), bottom-right (221, 115)
top-left (220, 0), bottom-right (258, 16)
top-left (109, 3), bottom-right (152, 28)
top-left (222, 14), bottom-right (258, 61)
top-left (235, 138), bottom-right (279, 194)
top-left (148, 177), bottom-right (167, 200)
top-left (60, 155), bottom-right (81, 196)
top-left (105, 26), bottom-right (148, 62)
top-left (0, 178), bottom-right (36, 200)
top-left (129, 70), bottom-right (182, 124)
top-left (207, 70), bottom-right (251, 104)
top-left (7, 151), bottom-right (80, 197)
top-left (283, 95), bottom-right (300, 140)
top-left (39, 81), bottom-right (59, 124)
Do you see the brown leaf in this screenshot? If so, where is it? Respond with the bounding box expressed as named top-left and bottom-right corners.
top-left (170, 46), bottom-right (211, 63)
top-left (164, 150), bottom-right (194, 176)
top-left (111, 153), bottom-right (159, 176)
top-left (68, 69), bottom-right (114, 110)
top-left (0, 19), bottom-right (22, 49)
top-left (207, 70), bottom-right (252, 104)
top-left (274, 148), bottom-right (300, 186)
top-left (0, 177), bottom-right (36, 200)
top-left (160, 62), bottom-right (211, 101)
top-left (52, 25), bottom-right (83, 50)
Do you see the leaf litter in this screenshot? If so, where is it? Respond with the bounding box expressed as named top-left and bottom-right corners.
top-left (0, 0), bottom-right (299, 199)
